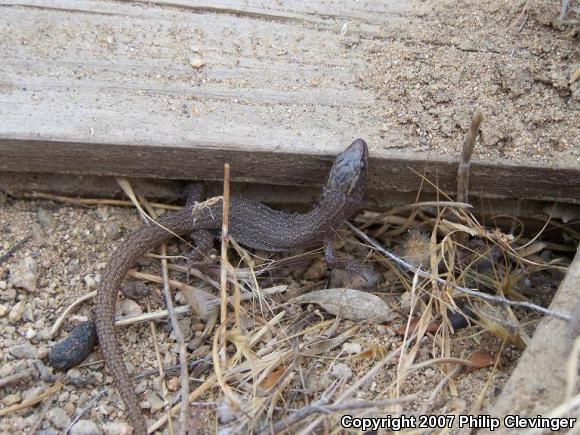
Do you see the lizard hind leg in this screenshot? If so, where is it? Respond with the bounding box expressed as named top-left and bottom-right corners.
top-left (323, 237), bottom-right (372, 282)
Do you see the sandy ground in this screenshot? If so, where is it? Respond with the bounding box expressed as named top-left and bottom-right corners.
top-left (0, 197), bottom-right (565, 433)
top-left (364, 0), bottom-right (579, 163)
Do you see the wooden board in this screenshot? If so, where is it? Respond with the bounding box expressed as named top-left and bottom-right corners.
top-left (0, 0), bottom-right (579, 203)
top-left (483, 247), bottom-right (580, 434)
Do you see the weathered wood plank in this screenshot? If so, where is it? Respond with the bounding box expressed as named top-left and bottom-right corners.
top-left (2, 139), bottom-right (580, 203)
top-left (0, 0), bottom-right (578, 204)
top-left (484, 247), bottom-right (580, 434)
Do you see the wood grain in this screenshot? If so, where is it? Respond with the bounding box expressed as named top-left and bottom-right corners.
top-left (0, 0), bottom-right (578, 203)
top-left (484, 247), bottom-right (580, 434)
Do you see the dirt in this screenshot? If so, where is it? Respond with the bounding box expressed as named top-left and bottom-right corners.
top-left (363, 0), bottom-right (580, 164)
top-left (0, 193), bottom-right (568, 433)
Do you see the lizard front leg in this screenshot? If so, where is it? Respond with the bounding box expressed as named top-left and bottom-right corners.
top-left (183, 183), bottom-right (216, 273)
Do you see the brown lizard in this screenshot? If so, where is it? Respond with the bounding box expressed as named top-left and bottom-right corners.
top-left (95, 139), bottom-right (369, 434)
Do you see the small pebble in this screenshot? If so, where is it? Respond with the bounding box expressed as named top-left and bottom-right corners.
top-left (167, 377), bottom-right (180, 391)
top-left (330, 362), bottom-right (353, 380)
top-left (47, 407), bottom-right (71, 430)
top-left (67, 259), bottom-right (81, 274)
top-left (9, 256), bottom-right (38, 291)
top-left (329, 266), bottom-right (379, 289)
top-left (84, 274), bottom-right (97, 290)
top-left (37, 209), bottom-right (55, 228)
top-left (303, 259), bottom-right (327, 280)
top-left (104, 222), bottom-right (121, 240)
top-left (1, 393), bottom-right (21, 406)
top-left (135, 380), bottom-right (147, 395)
top-left (8, 300), bottom-right (26, 323)
top-left (121, 282), bottom-right (151, 300)
top-left (63, 402), bottom-right (75, 416)
top-left (342, 342), bottom-right (362, 354)
top-left (70, 419), bottom-right (101, 435)
top-left (120, 299), bottom-right (143, 316)
top-left (8, 343), bottom-right (37, 359)
top-left (146, 392), bottom-right (164, 413)
top-left (102, 422), bottom-right (133, 435)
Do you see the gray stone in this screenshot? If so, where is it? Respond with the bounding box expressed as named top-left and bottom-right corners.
top-left (47, 407), bottom-right (71, 430)
top-left (102, 421), bottom-right (133, 435)
top-left (8, 343), bottom-right (37, 359)
top-left (70, 420), bottom-right (101, 435)
top-left (9, 257), bottom-right (38, 291)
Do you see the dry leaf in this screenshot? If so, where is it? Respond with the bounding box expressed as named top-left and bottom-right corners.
top-left (350, 344), bottom-right (392, 360)
top-left (395, 317), bottom-right (440, 336)
top-left (260, 366), bottom-right (286, 390)
top-left (291, 288), bottom-right (394, 323)
top-left (463, 350), bottom-right (497, 373)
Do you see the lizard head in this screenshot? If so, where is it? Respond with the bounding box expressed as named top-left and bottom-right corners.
top-left (325, 138), bottom-right (368, 202)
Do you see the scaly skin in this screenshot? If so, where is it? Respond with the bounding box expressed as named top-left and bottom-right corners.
top-left (95, 139), bottom-right (368, 434)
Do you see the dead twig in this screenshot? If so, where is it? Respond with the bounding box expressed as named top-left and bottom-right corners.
top-left (346, 222), bottom-right (572, 321)
top-left (272, 395), bottom-right (418, 433)
top-left (0, 234), bottom-right (31, 266)
top-left (139, 194), bottom-right (185, 434)
top-left (65, 387), bottom-right (106, 434)
top-left (50, 291), bottom-right (96, 338)
top-left (457, 111), bottom-right (483, 205)
top-left (29, 375), bottom-right (61, 434)
top-left (18, 191), bottom-right (180, 210)
top-left (148, 300), bottom-right (175, 435)
top-left (0, 379), bottom-right (63, 417)
top-left (0, 367), bottom-right (38, 389)
top-left (219, 163), bottom-right (231, 363)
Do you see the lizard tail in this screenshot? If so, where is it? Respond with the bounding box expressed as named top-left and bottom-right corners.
top-left (96, 208), bottom-right (194, 434)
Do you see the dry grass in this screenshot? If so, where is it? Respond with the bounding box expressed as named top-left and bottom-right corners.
top-left (9, 175), bottom-right (574, 433)
top-left (93, 177), bottom-right (576, 434)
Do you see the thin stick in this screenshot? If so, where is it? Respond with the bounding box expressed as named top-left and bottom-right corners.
top-left (148, 301), bottom-right (175, 435)
top-left (18, 191), bottom-right (181, 210)
top-left (0, 380), bottom-right (63, 416)
top-left (346, 222), bottom-right (572, 321)
top-left (0, 234), bottom-right (31, 266)
top-left (29, 375), bottom-right (61, 434)
top-left (65, 387), bottom-right (107, 433)
top-left (457, 111), bottom-right (483, 204)
top-left (295, 336), bottom-right (417, 435)
top-left (141, 196), bottom-right (187, 435)
top-left (219, 163), bottom-right (231, 366)
top-left (272, 395), bottom-right (418, 433)
top-left (115, 305), bottom-right (192, 327)
top-left (50, 290), bottom-right (96, 338)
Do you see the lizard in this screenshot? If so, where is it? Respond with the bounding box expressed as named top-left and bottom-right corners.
top-left (95, 138), bottom-right (369, 434)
